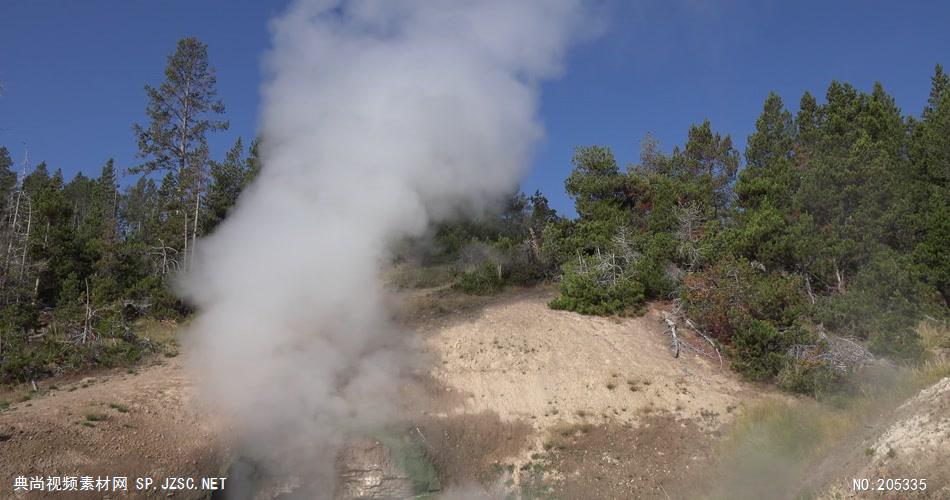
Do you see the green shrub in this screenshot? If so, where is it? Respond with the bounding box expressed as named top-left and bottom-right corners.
top-left (99, 340), bottom-right (149, 366)
top-left (632, 232), bottom-right (677, 298)
top-left (0, 304), bottom-right (156, 384)
top-left (868, 327), bottom-right (923, 360)
top-left (0, 304), bottom-right (40, 332)
top-left (814, 250), bottom-right (929, 360)
top-left (498, 242), bottom-right (548, 287)
top-left (730, 319), bottom-right (791, 380)
top-left (549, 257), bottom-right (645, 316)
top-left (0, 346), bottom-right (49, 384)
top-left (681, 256), bottom-right (806, 342)
top-left (127, 276), bottom-right (188, 319)
top-left (453, 262), bottom-right (504, 295)
top-left (389, 264), bottom-right (458, 289)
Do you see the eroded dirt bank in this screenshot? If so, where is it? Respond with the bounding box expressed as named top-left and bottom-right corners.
top-left (395, 287), bottom-right (756, 498)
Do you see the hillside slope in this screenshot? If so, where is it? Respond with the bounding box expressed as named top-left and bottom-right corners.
top-left (0, 356), bottom-right (225, 499)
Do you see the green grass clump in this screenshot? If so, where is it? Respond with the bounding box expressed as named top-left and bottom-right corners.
top-left (109, 403), bottom-right (129, 413)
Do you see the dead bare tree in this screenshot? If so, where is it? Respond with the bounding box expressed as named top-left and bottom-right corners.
top-left (611, 226), bottom-right (640, 266)
top-left (674, 201), bottom-right (704, 269)
top-left (0, 166), bottom-right (34, 305)
top-left (189, 145), bottom-right (210, 266)
top-left (81, 279), bottom-right (95, 344)
top-left (150, 239), bottom-right (181, 276)
top-left (46, 278), bottom-right (130, 346)
top-left (569, 227), bottom-right (642, 291)
top-left (527, 226), bottom-right (542, 261)
top-left (801, 271), bottom-right (817, 304)
top-left (832, 259), bottom-right (846, 293)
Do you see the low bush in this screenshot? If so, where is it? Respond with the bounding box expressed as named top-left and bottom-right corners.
top-left (729, 318), bottom-right (791, 380)
top-left (631, 232), bottom-right (677, 298)
top-left (814, 250), bottom-right (930, 360)
top-left (0, 305), bottom-right (159, 384)
top-left (549, 256), bottom-right (645, 316)
top-left (453, 262), bottom-right (504, 295)
top-left (681, 256), bottom-right (806, 343)
top-left (777, 360), bottom-right (844, 396)
top-left (0, 336), bottom-right (152, 384)
top-left (680, 257), bottom-right (813, 381)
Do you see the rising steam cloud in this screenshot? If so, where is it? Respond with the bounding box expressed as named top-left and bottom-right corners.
top-left (182, 0), bottom-right (590, 494)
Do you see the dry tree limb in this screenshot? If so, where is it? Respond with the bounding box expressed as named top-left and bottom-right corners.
top-left (788, 334), bottom-right (874, 374)
top-left (683, 318), bottom-right (723, 369)
top-left (414, 426), bottom-right (428, 446)
top-left (803, 274), bottom-right (817, 305)
top-left (663, 313), bottom-right (680, 358)
top-left (663, 301), bottom-right (724, 369)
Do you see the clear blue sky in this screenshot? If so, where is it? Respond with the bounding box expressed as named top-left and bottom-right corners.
top-left (1, 0), bottom-right (948, 215)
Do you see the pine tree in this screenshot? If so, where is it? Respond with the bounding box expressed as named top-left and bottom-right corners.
top-left (24, 166), bottom-right (77, 307)
top-left (562, 146), bottom-right (630, 252)
top-left (205, 138), bottom-right (247, 233)
top-left (669, 120), bottom-right (739, 217)
top-left (738, 92), bottom-right (795, 210)
top-left (924, 63), bottom-right (949, 118)
top-left (911, 64), bottom-right (950, 305)
top-left (245, 137), bottom-right (263, 185)
top-left (121, 177), bottom-right (159, 242)
top-left (64, 172), bottom-right (96, 231)
top-left (0, 147), bottom-right (16, 201)
top-left (21, 162), bottom-right (50, 197)
top-left (729, 93), bottom-right (804, 270)
top-left (131, 37), bottom-right (227, 272)
top-left (86, 160), bottom-right (121, 302)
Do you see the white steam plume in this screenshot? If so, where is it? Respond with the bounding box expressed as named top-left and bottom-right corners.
top-left (182, 0), bottom-right (591, 494)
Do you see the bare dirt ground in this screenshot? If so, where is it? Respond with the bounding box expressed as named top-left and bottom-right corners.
top-left (3, 285), bottom-right (943, 499)
top-left (543, 417), bottom-right (717, 500)
top-left (0, 286), bottom-right (748, 499)
top-left (403, 286), bottom-right (755, 498)
top-left (416, 287), bottom-right (746, 429)
top-left (0, 355), bottom-right (227, 499)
